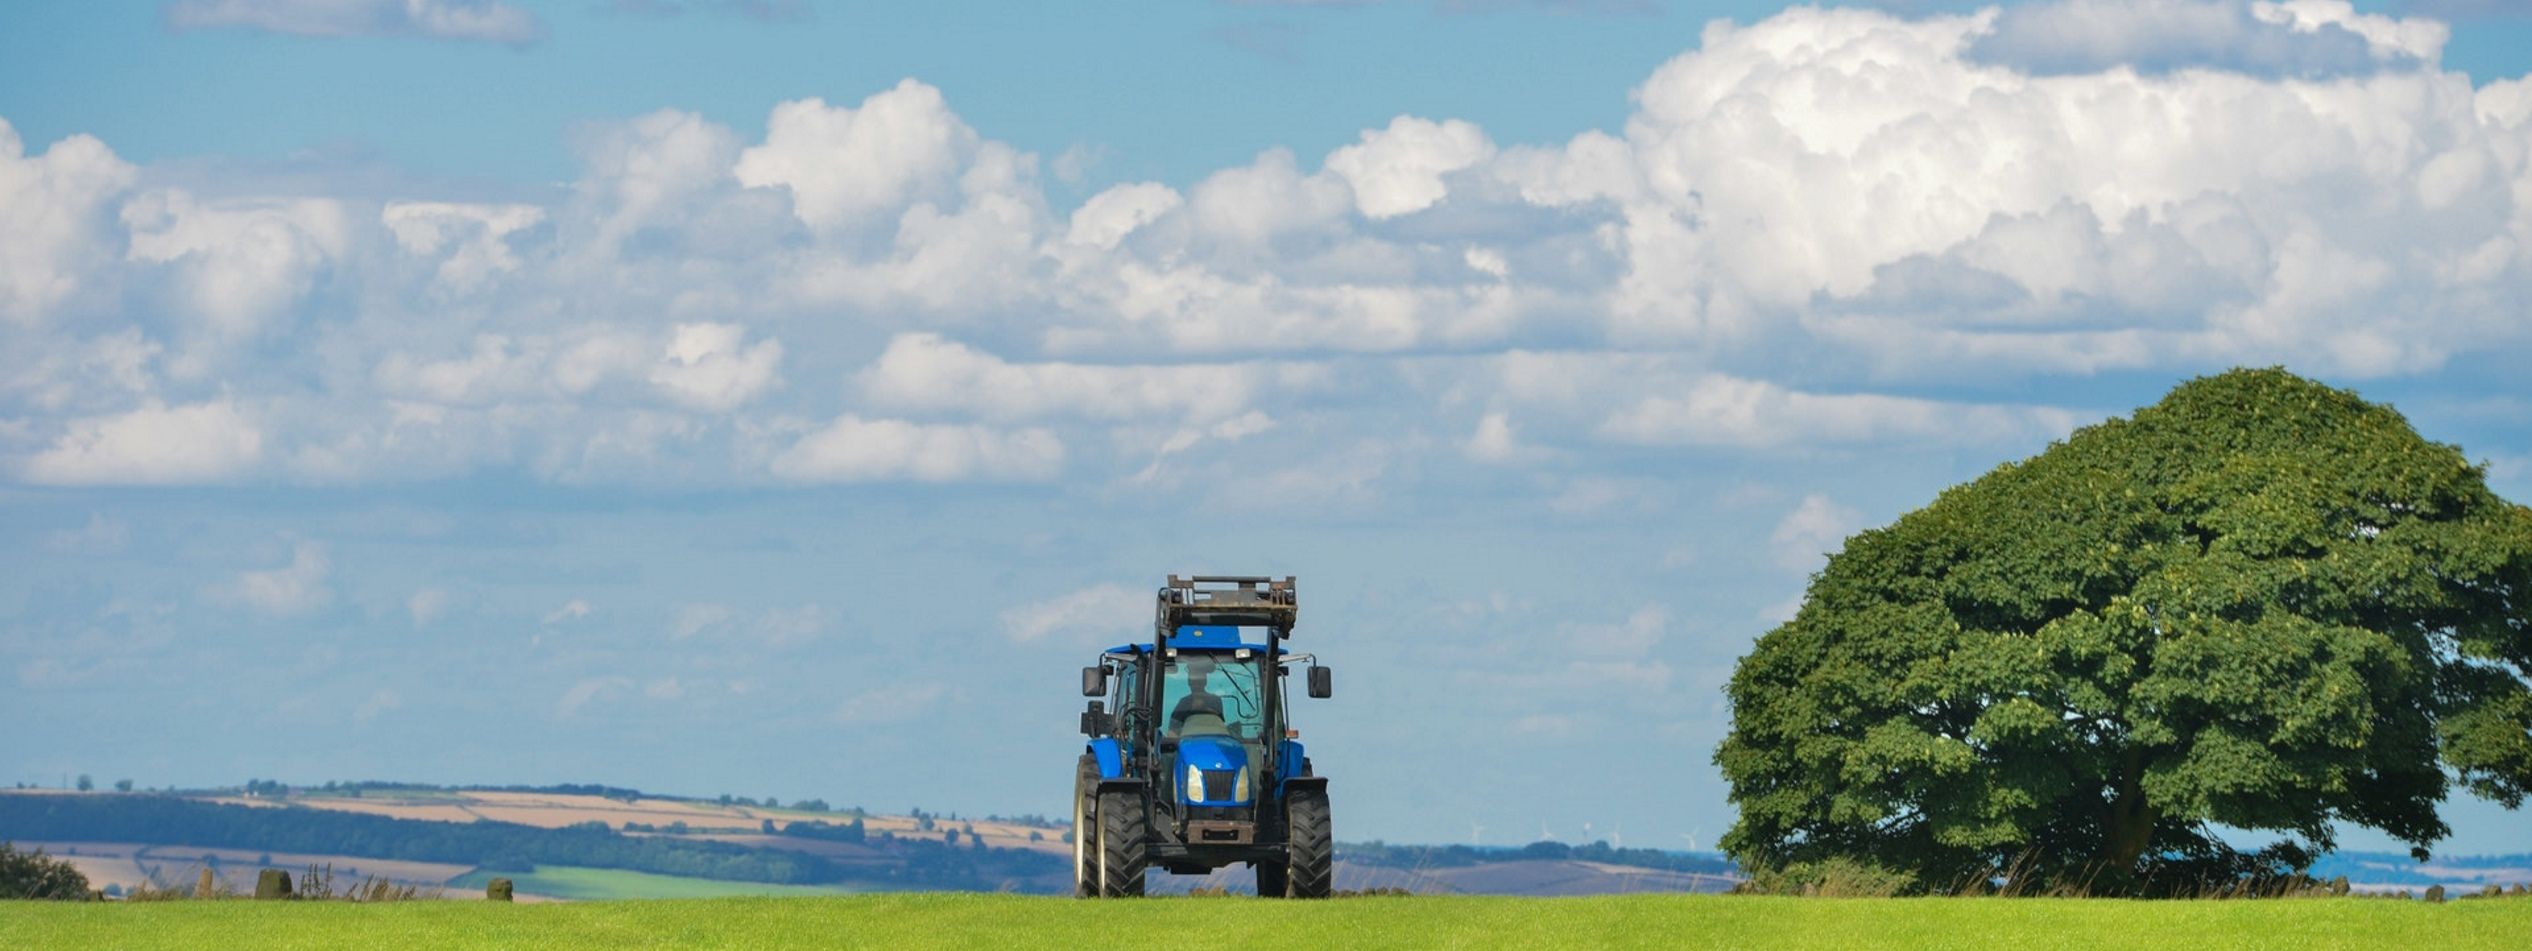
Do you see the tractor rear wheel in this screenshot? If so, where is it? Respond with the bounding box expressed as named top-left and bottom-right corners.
top-left (1072, 755), bottom-right (1098, 898)
top-left (1254, 859), bottom-right (1289, 898)
top-left (1096, 788), bottom-right (1148, 897)
top-left (1285, 786), bottom-right (1332, 898)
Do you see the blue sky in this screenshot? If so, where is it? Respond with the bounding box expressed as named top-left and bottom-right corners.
top-left (5, 0), bottom-right (2532, 857)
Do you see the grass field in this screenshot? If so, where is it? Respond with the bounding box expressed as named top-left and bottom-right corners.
top-left (446, 866), bottom-right (877, 901)
top-left (5, 893), bottom-right (2529, 950)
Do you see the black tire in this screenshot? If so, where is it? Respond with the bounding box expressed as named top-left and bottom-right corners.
top-left (1254, 859), bottom-right (1289, 898)
top-left (1096, 788), bottom-right (1149, 897)
top-left (1072, 755), bottom-right (1098, 898)
top-left (1285, 786), bottom-right (1332, 898)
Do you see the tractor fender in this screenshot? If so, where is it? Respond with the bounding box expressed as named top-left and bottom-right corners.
top-left (1095, 777), bottom-right (1146, 796)
top-left (1088, 738), bottom-right (1125, 779)
top-left (1277, 775), bottom-right (1328, 800)
top-left (1276, 739), bottom-right (1306, 784)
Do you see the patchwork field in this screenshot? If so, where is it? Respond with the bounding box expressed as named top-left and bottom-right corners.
top-left (5, 893), bottom-right (2530, 950)
top-left (259, 789), bottom-right (1068, 855)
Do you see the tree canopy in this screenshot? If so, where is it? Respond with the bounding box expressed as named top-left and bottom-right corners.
top-left (1715, 369), bottom-right (2532, 894)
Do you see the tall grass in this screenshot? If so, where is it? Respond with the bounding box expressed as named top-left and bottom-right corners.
top-left (118, 863), bottom-right (436, 902)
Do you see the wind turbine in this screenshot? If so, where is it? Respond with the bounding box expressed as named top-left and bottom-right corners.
top-left (1469, 820), bottom-right (1485, 848)
top-left (1680, 827), bottom-right (1702, 853)
top-left (1538, 820), bottom-right (1556, 843)
top-left (1611, 821), bottom-right (1625, 850)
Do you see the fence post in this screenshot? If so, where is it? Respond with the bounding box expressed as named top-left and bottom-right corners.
top-left (196, 868), bottom-right (215, 899)
top-left (256, 868), bottom-right (294, 900)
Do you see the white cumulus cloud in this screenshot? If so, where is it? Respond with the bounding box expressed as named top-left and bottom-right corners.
top-left (1325, 115), bottom-right (1496, 219)
top-left (1066, 182), bottom-right (1181, 250)
top-left (22, 399), bottom-right (264, 485)
top-left (1565, 2), bottom-right (2532, 373)
top-left (0, 118), bottom-right (135, 325)
top-left (3, 0), bottom-right (2529, 492)
top-left (649, 323), bottom-right (783, 412)
top-left (735, 80), bottom-right (980, 234)
top-left (382, 201), bottom-right (544, 292)
top-left (122, 190), bottom-right (350, 337)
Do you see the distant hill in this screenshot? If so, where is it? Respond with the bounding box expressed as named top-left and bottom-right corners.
top-left (9, 784), bottom-right (2527, 900)
top-left (0, 786), bottom-right (1067, 899)
top-left (2305, 851), bottom-right (2532, 895)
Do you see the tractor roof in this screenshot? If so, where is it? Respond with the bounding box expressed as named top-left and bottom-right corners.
top-left (1105, 625), bottom-right (1288, 655)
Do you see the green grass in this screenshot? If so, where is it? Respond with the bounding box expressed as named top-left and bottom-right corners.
top-left (445, 866), bottom-right (880, 901)
top-left (6, 893), bottom-right (2531, 950)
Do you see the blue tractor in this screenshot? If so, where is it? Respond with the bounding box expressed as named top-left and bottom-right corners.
top-left (1072, 575), bottom-right (1335, 898)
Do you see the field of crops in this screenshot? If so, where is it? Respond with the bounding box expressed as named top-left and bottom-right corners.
top-left (7, 893), bottom-right (2530, 950)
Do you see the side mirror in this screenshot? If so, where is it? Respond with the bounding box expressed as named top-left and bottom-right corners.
top-left (1080, 701), bottom-right (1108, 737)
top-left (1307, 665), bottom-right (1332, 699)
top-left (1081, 666), bottom-right (1107, 697)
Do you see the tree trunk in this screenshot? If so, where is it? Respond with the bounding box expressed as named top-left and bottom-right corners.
top-left (2094, 750), bottom-right (2158, 891)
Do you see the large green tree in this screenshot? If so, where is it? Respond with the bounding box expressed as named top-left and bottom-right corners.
top-left (1716, 369), bottom-right (2532, 893)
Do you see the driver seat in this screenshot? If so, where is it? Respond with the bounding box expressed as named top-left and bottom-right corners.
top-left (1176, 712), bottom-right (1230, 737)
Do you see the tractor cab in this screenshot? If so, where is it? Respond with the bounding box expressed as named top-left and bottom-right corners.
top-left (1098, 629), bottom-right (1308, 813)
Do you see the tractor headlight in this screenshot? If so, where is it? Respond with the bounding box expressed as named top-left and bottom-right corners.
top-left (1186, 763), bottom-right (1204, 800)
top-left (1233, 766), bottom-right (1250, 803)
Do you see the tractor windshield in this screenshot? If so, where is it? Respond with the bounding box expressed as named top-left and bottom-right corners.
top-left (1161, 652), bottom-right (1268, 741)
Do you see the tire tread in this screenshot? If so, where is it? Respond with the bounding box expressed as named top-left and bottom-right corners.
top-left (1286, 787), bottom-right (1332, 899)
top-left (1097, 788), bottom-right (1149, 897)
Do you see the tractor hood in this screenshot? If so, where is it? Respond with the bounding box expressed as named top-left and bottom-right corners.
top-left (1175, 734), bottom-right (1253, 806)
top-left (1178, 734), bottom-right (1245, 771)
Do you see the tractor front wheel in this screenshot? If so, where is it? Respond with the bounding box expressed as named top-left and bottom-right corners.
top-left (1096, 788), bottom-right (1148, 897)
top-left (1072, 755), bottom-right (1098, 898)
top-left (1285, 786), bottom-right (1333, 898)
